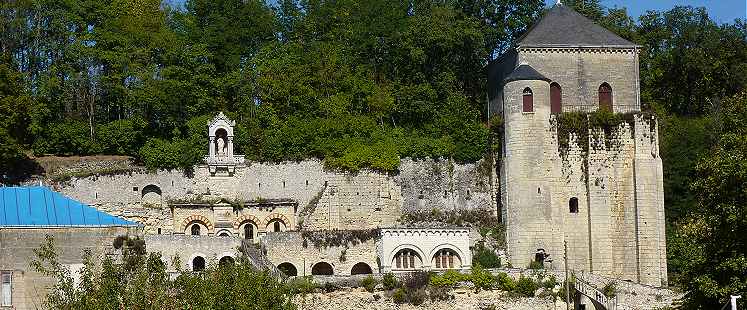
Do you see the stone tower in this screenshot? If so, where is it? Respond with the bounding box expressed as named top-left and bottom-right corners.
top-left (489, 4), bottom-right (667, 287)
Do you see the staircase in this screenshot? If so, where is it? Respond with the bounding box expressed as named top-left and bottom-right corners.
top-left (240, 239), bottom-right (282, 278)
top-left (573, 277), bottom-right (618, 310)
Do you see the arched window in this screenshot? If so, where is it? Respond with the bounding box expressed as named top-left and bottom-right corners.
top-left (599, 83), bottom-right (613, 111)
top-left (267, 219), bottom-right (285, 232)
top-left (244, 224), bottom-right (254, 240)
top-left (351, 262), bottom-right (373, 275)
top-left (522, 87), bottom-right (534, 113)
top-left (550, 83), bottom-right (562, 114)
top-left (311, 262), bottom-right (334, 275)
top-left (191, 224), bottom-right (201, 236)
top-left (433, 249), bottom-right (461, 269)
top-left (192, 256), bottom-right (206, 271)
top-left (219, 256), bottom-right (234, 266)
top-left (278, 262), bottom-right (297, 276)
top-left (273, 221), bottom-right (281, 232)
top-left (218, 231), bottom-right (230, 237)
top-left (393, 249), bottom-right (422, 270)
top-left (569, 197), bottom-right (579, 213)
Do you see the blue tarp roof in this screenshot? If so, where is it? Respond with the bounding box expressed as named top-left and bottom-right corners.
top-left (0, 186), bottom-right (137, 227)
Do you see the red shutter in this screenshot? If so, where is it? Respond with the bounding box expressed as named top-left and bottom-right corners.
top-left (523, 94), bottom-right (533, 112)
top-left (599, 84), bottom-right (613, 111)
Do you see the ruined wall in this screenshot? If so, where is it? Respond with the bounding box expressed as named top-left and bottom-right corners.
top-left (0, 227), bottom-right (137, 310)
top-left (56, 158), bottom-right (494, 233)
top-left (144, 235), bottom-right (242, 271)
top-left (262, 232), bottom-right (378, 276)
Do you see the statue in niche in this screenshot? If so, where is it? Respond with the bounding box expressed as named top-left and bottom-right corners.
top-left (217, 137), bottom-right (226, 156)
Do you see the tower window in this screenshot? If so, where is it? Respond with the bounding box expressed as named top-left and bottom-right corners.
top-left (550, 82), bottom-right (562, 114)
top-left (522, 87), bottom-right (534, 112)
top-left (569, 197), bottom-right (579, 213)
top-left (599, 83), bottom-right (613, 111)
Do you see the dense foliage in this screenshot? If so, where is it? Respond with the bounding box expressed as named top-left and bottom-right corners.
top-left (30, 235), bottom-right (294, 310)
top-left (0, 0), bottom-right (547, 177)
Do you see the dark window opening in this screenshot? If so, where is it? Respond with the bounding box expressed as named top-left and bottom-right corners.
top-left (157, 228), bottom-right (162, 235)
top-left (351, 262), bottom-right (373, 275)
top-left (219, 256), bottom-right (234, 266)
top-left (569, 197), bottom-right (579, 213)
top-left (273, 221), bottom-right (281, 232)
top-left (599, 83), bottom-right (613, 111)
top-left (278, 262), bottom-right (297, 276)
top-left (550, 82), bottom-right (562, 114)
top-left (522, 87), bottom-right (534, 112)
top-left (133, 187), bottom-right (138, 192)
top-left (218, 231), bottom-right (229, 237)
top-left (311, 262), bottom-right (333, 275)
top-left (192, 256), bottom-right (206, 271)
top-left (244, 224), bottom-right (254, 239)
top-left (283, 181), bottom-right (286, 188)
top-left (191, 224), bottom-right (201, 236)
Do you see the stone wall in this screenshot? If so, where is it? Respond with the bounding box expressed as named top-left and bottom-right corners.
top-left (55, 158), bottom-right (494, 233)
top-left (0, 226), bottom-right (138, 310)
top-left (262, 231), bottom-right (379, 276)
top-left (144, 235), bottom-right (242, 271)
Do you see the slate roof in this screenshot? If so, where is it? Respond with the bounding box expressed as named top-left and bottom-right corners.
top-left (0, 186), bottom-right (137, 227)
top-left (503, 64), bottom-right (551, 83)
top-left (517, 4), bottom-right (636, 47)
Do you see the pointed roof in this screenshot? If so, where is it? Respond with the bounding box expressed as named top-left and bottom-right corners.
top-left (0, 186), bottom-right (138, 227)
top-left (503, 64), bottom-right (551, 83)
top-left (518, 4), bottom-right (636, 47)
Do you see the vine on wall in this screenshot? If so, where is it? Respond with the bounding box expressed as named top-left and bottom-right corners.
top-left (301, 229), bottom-right (380, 249)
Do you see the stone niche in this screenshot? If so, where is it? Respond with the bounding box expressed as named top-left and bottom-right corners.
top-left (204, 112), bottom-right (245, 175)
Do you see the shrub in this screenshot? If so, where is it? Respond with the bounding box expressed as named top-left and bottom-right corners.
top-left (360, 276), bottom-right (377, 293)
top-left (403, 271), bottom-right (429, 290)
top-left (430, 269), bottom-right (469, 287)
top-left (542, 275), bottom-right (558, 289)
top-left (323, 281), bottom-right (340, 293)
top-left (407, 288), bottom-right (427, 306)
top-left (288, 276), bottom-right (318, 296)
top-left (472, 244), bottom-right (501, 268)
top-left (392, 288), bottom-right (407, 303)
top-left (495, 272), bottom-right (516, 292)
top-left (515, 276), bottom-right (539, 297)
top-left (528, 260), bottom-right (544, 270)
top-left (471, 264), bottom-right (495, 292)
top-left (428, 286), bottom-right (453, 301)
top-left (602, 281), bottom-right (617, 298)
top-left (382, 272), bottom-right (398, 290)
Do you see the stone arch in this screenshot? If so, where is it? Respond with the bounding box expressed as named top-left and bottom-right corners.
top-left (216, 229), bottom-right (232, 237)
top-left (311, 262), bottom-right (334, 275)
top-left (351, 262), bottom-right (373, 275)
top-left (141, 184), bottom-right (162, 204)
top-left (182, 215), bottom-right (214, 233)
top-left (190, 253), bottom-right (207, 271)
top-left (278, 262), bottom-right (298, 276)
top-left (522, 87), bottom-right (534, 112)
top-left (390, 244), bottom-right (426, 270)
top-left (233, 214), bottom-right (261, 230)
top-left (263, 213), bottom-right (291, 231)
top-left (219, 256), bottom-right (235, 266)
top-left (599, 82), bottom-right (613, 111)
top-left (430, 244), bottom-right (464, 269)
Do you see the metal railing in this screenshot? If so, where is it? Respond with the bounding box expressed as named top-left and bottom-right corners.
top-left (574, 277), bottom-right (618, 310)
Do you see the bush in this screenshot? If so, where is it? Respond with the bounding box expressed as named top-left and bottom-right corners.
top-left (382, 272), bottom-right (398, 290)
top-left (515, 276), bottom-right (539, 297)
top-left (602, 281), bottom-right (617, 298)
top-left (471, 264), bottom-right (495, 292)
top-left (392, 288), bottom-right (407, 303)
top-left (542, 275), bottom-right (558, 289)
top-left (287, 276), bottom-right (318, 296)
top-left (428, 286), bottom-right (453, 301)
top-left (403, 271), bottom-right (429, 290)
top-left (528, 260), bottom-right (544, 270)
top-left (323, 281), bottom-right (340, 293)
top-left (495, 272), bottom-right (516, 292)
top-left (430, 269), bottom-right (469, 287)
top-left (360, 276), bottom-right (377, 293)
top-left (407, 288), bottom-right (427, 306)
top-left (472, 244), bottom-right (501, 268)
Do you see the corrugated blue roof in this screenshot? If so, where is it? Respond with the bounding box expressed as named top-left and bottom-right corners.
top-left (0, 186), bottom-right (137, 227)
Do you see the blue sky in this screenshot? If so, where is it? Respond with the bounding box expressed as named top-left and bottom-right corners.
top-left (167, 0), bottom-right (746, 24)
top-left (544, 0), bottom-right (746, 23)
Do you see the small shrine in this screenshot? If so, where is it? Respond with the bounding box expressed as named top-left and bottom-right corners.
top-left (204, 112), bottom-right (245, 175)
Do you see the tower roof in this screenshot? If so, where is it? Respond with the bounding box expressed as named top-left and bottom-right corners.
top-left (503, 64), bottom-right (551, 83)
top-left (0, 186), bottom-right (138, 227)
top-left (517, 5), bottom-right (636, 47)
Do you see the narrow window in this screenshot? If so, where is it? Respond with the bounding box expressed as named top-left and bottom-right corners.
top-left (157, 228), bottom-right (162, 235)
top-left (193, 257), bottom-right (206, 272)
top-left (569, 197), bottom-right (579, 213)
top-left (599, 83), bottom-right (613, 111)
top-left (273, 221), bottom-right (281, 232)
top-left (244, 224), bottom-right (254, 240)
top-left (522, 87), bottom-right (534, 112)
top-left (550, 82), bottom-right (562, 114)
top-left (396, 255), bottom-right (402, 268)
top-left (1, 271), bottom-right (11, 307)
top-left (191, 224), bottom-right (201, 236)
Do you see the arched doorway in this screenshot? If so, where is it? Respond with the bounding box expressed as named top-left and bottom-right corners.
top-left (193, 256), bottom-right (206, 271)
top-left (241, 222), bottom-right (256, 240)
top-left (219, 256), bottom-right (234, 266)
top-left (351, 262), bottom-right (373, 275)
top-left (278, 262), bottom-right (297, 276)
top-left (550, 82), bottom-right (562, 114)
top-left (311, 262), bottom-right (333, 275)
